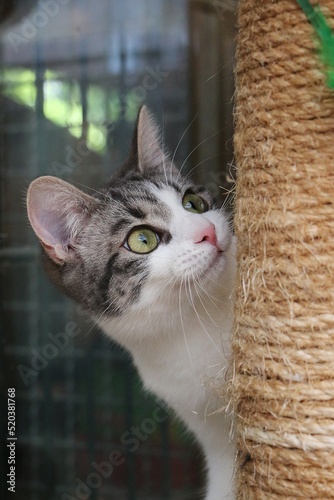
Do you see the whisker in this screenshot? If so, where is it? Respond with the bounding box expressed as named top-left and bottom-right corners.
top-left (171, 113), bottom-right (198, 169)
top-left (193, 278), bottom-right (220, 330)
top-left (194, 275), bottom-right (223, 311)
top-left (186, 275), bottom-right (223, 358)
top-left (179, 276), bottom-right (193, 366)
top-left (71, 182), bottom-right (109, 199)
top-left (178, 128), bottom-right (225, 179)
top-left (183, 154), bottom-right (224, 183)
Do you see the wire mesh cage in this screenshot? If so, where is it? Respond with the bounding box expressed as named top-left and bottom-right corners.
top-left (0, 1), bottom-right (236, 498)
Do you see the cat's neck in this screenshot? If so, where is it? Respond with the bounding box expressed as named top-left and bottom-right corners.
top-left (99, 237), bottom-right (236, 398)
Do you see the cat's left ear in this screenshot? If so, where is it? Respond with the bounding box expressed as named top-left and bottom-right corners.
top-left (135, 105), bottom-right (169, 172)
top-left (26, 176), bottom-right (97, 264)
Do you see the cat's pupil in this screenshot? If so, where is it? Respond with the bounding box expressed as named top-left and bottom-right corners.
top-left (126, 227), bottom-right (159, 254)
top-left (182, 193), bottom-right (207, 214)
top-left (138, 233), bottom-right (148, 244)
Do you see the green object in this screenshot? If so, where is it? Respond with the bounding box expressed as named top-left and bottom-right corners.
top-left (182, 193), bottom-right (208, 214)
top-left (126, 227), bottom-right (160, 254)
top-left (297, 0), bottom-right (334, 89)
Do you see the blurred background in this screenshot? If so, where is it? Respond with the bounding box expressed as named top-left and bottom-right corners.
top-left (0, 0), bottom-right (236, 498)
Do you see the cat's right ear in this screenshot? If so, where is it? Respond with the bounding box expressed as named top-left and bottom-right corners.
top-left (27, 176), bottom-right (96, 265)
top-left (135, 105), bottom-right (169, 172)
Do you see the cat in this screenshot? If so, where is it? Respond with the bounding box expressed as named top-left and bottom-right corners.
top-left (26, 106), bottom-right (236, 499)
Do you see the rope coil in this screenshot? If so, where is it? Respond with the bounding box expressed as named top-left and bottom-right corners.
top-left (232, 0), bottom-right (334, 497)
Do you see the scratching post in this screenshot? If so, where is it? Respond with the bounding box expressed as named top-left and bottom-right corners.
top-left (232, 1), bottom-right (334, 498)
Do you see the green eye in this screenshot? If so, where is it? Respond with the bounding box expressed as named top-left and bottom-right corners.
top-left (182, 193), bottom-right (208, 214)
top-left (126, 227), bottom-right (160, 254)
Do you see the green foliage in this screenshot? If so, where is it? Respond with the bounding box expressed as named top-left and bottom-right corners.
top-left (297, 0), bottom-right (334, 89)
top-left (1, 68), bottom-right (136, 152)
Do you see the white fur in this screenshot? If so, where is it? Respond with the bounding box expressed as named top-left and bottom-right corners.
top-left (99, 186), bottom-right (236, 499)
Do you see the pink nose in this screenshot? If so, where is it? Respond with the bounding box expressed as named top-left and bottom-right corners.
top-left (194, 222), bottom-right (217, 247)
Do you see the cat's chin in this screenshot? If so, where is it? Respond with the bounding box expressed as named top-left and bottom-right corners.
top-left (182, 247), bottom-right (227, 286)
top-left (202, 249), bottom-right (226, 278)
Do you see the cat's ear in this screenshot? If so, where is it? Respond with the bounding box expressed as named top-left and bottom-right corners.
top-left (27, 176), bottom-right (96, 265)
top-left (135, 105), bottom-right (168, 172)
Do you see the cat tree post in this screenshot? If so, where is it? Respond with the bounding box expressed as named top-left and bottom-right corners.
top-left (232, 0), bottom-right (334, 498)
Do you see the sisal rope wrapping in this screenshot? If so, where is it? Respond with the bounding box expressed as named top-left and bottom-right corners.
top-left (232, 0), bottom-right (334, 498)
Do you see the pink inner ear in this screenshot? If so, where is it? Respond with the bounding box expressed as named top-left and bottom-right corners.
top-left (28, 193), bottom-right (71, 248)
top-left (27, 176), bottom-right (96, 263)
top-left (36, 208), bottom-right (70, 247)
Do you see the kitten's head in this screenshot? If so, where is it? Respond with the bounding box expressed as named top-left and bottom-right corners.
top-left (27, 106), bottom-right (232, 324)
